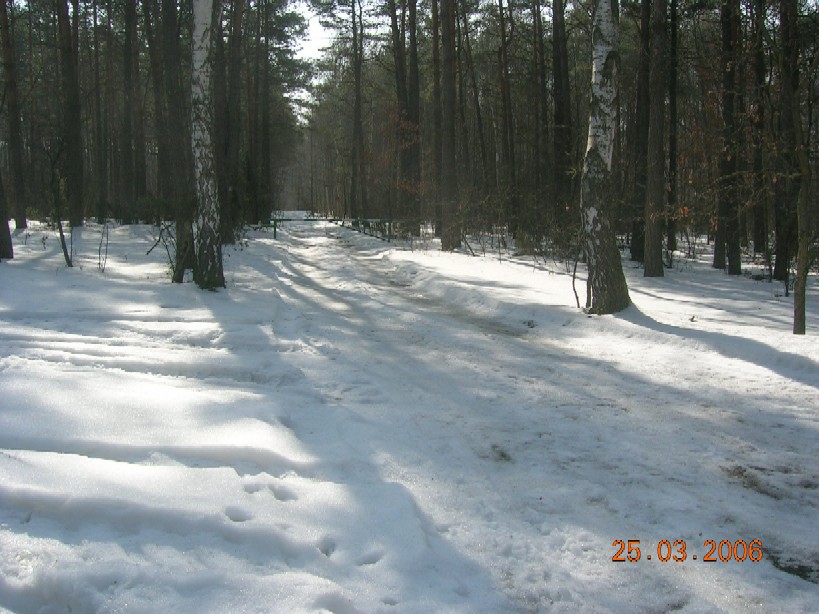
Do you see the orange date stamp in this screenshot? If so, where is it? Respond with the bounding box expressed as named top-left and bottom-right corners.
top-left (612, 539), bottom-right (763, 563)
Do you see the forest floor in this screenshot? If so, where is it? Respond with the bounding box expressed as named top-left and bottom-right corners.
top-left (0, 219), bottom-right (817, 613)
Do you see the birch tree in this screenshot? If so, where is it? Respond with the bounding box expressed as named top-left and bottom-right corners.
top-left (579, 0), bottom-right (630, 314)
top-left (191, 0), bottom-right (225, 289)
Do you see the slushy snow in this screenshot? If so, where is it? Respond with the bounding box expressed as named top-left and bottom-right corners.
top-left (0, 219), bottom-right (817, 613)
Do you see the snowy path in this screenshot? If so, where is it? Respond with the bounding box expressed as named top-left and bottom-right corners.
top-left (0, 221), bottom-right (817, 612)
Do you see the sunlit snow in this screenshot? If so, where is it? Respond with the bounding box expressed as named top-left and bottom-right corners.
top-left (1, 219), bottom-right (817, 613)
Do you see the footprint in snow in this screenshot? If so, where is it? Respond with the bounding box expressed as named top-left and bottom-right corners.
top-left (317, 535), bottom-right (336, 557)
top-left (224, 506), bottom-right (253, 523)
top-left (313, 593), bottom-right (361, 614)
top-left (355, 549), bottom-right (385, 566)
top-left (269, 483), bottom-right (299, 502)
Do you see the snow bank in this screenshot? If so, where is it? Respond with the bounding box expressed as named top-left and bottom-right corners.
top-left (0, 220), bottom-right (816, 612)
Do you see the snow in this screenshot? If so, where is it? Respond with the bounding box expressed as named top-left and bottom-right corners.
top-left (1, 219), bottom-right (817, 613)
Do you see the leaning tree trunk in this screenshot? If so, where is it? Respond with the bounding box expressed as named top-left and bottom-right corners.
top-left (191, 0), bottom-right (225, 290)
top-left (579, 0), bottom-right (630, 314)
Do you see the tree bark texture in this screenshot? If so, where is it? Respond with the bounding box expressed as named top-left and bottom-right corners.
top-left (191, 0), bottom-right (225, 289)
top-left (580, 0), bottom-right (631, 314)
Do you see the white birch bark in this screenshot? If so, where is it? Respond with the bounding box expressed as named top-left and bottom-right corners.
top-left (578, 0), bottom-right (630, 314)
top-left (191, 0), bottom-right (225, 289)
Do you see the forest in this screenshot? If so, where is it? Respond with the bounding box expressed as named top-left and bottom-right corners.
top-left (0, 0), bottom-right (817, 325)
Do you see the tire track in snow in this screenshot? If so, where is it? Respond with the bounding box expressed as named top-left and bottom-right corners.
top-left (272, 222), bottom-right (819, 611)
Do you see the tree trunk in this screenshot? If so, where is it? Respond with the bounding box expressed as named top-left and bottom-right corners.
top-left (460, 0), bottom-right (487, 189)
top-left (387, 0), bottom-right (410, 219)
top-left (260, 1), bottom-right (273, 222)
top-left (440, 0), bottom-right (459, 250)
top-left (553, 0), bottom-right (573, 208)
top-left (407, 0), bottom-right (421, 223)
top-left (532, 0), bottom-right (548, 205)
top-left (92, 0), bottom-right (108, 222)
top-left (751, 0), bottom-right (767, 255)
top-left (0, 170), bottom-right (12, 260)
top-left (497, 0), bottom-right (518, 233)
top-left (0, 0), bottom-right (27, 229)
top-left (144, 0), bottom-right (168, 216)
top-left (666, 0), bottom-right (678, 253)
top-left (643, 0), bottom-right (666, 277)
top-left (772, 0), bottom-right (799, 282)
top-left (580, 0), bottom-right (630, 314)
top-left (161, 0), bottom-right (195, 282)
top-left (221, 0), bottom-right (245, 241)
top-left (432, 0), bottom-right (442, 230)
top-left (784, 0), bottom-right (814, 334)
top-left (629, 0), bottom-right (650, 262)
top-left (56, 0), bottom-right (84, 227)
top-left (716, 0), bottom-right (741, 274)
top-left (191, 0), bottom-right (225, 289)
top-left (122, 0), bottom-right (136, 222)
top-left (349, 0), bottom-right (366, 219)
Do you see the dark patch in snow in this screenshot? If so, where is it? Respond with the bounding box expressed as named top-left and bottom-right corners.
top-left (767, 551), bottom-right (819, 584)
top-left (490, 444), bottom-right (513, 463)
top-left (723, 465), bottom-right (783, 500)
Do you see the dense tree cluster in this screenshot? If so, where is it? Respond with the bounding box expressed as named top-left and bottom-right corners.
top-left (294, 0), bottom-right (817, 322)
top-left (0, 0), bottom-right (816, 325)
top-left (0, 0), bottom-right (307, 281)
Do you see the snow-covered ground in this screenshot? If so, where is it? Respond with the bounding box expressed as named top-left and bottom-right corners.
top-left (0, 219), bottom-right (817, 613)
